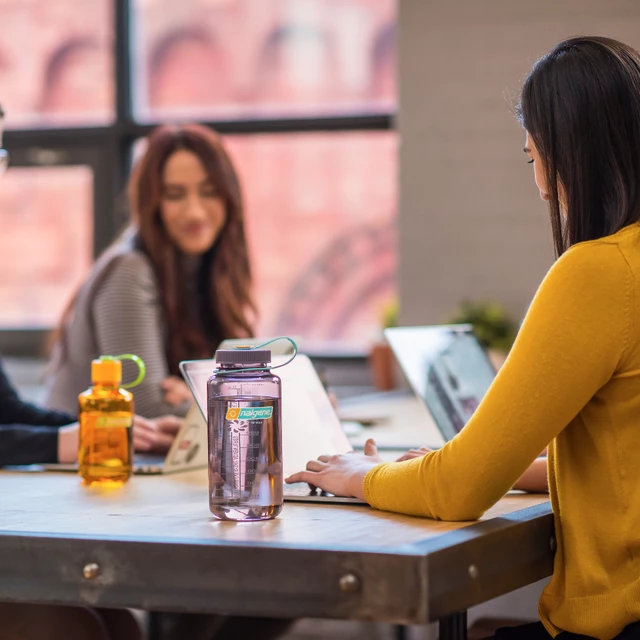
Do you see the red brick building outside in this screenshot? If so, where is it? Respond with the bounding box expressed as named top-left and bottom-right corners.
top-left (0, 0), bottom-right (396, 344)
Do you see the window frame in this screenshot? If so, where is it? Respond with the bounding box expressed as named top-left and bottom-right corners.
top-left (0, 0), bottom-right (394, 356)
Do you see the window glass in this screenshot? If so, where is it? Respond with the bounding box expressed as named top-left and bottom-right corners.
top-left (0, 166), bottom-right (93, 327)
top-left (134, 0), bottom-right (395, 122)
top-left (0, 0), bottom-right (114, 128)
top-left (225, 130), bottom-right (397, 342)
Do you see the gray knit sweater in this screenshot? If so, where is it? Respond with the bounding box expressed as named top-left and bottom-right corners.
top-left (45, 242), bottom-right (192, 418)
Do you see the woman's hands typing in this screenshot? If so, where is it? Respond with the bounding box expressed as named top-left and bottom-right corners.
top-left (285, 438), bottom-right (384, 500)
top-left (133, 414), bottom-right (183, 453)
top-left (56, 414), bottom-right (184, 463)
top-left (395, 446), bottom-right (433, 461)
top-left (161, 376), bottom-right (193, 407)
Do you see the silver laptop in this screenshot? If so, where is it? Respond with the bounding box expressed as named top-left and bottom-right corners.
top-left (41, 404), bottom-right (208, 475)
top-left (384, 324), bottom-right (496, 441)
top-left (180, 354), bottom-right (366, 504)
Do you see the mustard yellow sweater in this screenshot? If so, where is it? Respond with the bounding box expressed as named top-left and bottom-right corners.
top-left (364, 223), bottom-right (640, 639)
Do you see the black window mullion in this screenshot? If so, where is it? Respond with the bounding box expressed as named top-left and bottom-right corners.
top-left (113, 0), bottom-right (135, 198)
top-left (119, 114), bottom-right (393, 139)
top-left (114, 0), bottom-right (134, 124)
top-left (3, 127), bottom-right (113, 150)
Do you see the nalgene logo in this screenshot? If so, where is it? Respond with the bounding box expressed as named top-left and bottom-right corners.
top-left (226, 406), bottom-right (274, 420)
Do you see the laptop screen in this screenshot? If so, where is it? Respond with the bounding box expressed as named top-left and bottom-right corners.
top-left (179, 354), bottom-right (352, 477)
top-left (384, 325), bottom-right (496, 442)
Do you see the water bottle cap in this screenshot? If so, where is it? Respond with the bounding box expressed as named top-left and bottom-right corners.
top-left (92, 357), bottom-right (122, 385)
top-left (215, 348), bottom-right (272, 366)
top-left (90, 354), bottom-right (145, 388)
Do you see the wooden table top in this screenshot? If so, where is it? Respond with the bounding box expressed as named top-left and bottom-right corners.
top-left (0, 470), bottom-right (553, 623)
top-left (0, 469), bottom-right (546, 547)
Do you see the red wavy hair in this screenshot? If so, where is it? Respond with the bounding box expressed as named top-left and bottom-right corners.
top-left (53, 124), bottom-right (256, 374)
top-left (129, 123), bottom-right (256, 371)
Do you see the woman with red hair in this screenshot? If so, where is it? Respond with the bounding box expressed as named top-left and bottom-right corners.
top-left (46, 124), bottom-right (256, 417)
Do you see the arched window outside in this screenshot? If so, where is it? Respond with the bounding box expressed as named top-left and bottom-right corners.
top-left (39, 37), bottom-right (113, 123)
top-left (147, 27), bottom-right (231, 116)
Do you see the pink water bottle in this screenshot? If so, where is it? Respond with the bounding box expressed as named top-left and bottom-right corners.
top-left (207, 347), bottom-right (283, 521)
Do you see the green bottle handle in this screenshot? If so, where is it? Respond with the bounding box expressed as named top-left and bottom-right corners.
top-left (113, 354), bottom-right (146, 389)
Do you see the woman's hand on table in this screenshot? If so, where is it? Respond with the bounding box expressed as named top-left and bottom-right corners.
top-left (513, 455), bottom-right (549, 493)
top-left (133, 415), bottom-right (183, 453)
top-left (391, 445), bottom-right (549, 493)
top-left (285, 440), bottom-right (438, 498)
top-left (162, 376), bottom-right (193, 406)
top-left (56, 415), bottom-right (183, 463)
top-left (392, 443), bottom-right (549, 493)
top-left (395, 446), bottom-right (432, 461)
top-left (285, 438), bottom-right (383, 500)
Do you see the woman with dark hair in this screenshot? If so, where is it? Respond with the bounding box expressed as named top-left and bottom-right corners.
top-left (45, 123), bottom-right (256, 418)
top-left (288, 36), bottom-right (640, 639)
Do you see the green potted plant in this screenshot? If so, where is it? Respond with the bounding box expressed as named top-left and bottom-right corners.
top-left (447, 300), bottom-right (518, 369)
top-left (381, 298), bottom-right (399, 333)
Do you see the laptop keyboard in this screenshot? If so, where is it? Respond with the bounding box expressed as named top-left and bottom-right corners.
top-left (284, 482), bottom-right (327, 497)
top-left (283, 482), bottom-right (367, 504)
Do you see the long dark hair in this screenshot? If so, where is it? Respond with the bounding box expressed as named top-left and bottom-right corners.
top-left (55, 124), bottom-right (256, 374)
top-left (518, 36), bottom-right (640, 257)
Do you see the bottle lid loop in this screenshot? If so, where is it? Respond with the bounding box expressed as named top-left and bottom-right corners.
top-left (116, 354), bottom-right (146, 388)
top-left (94, 354), bottom-right (146, 388)
top-left (214, 337), bottom-right (297, 375)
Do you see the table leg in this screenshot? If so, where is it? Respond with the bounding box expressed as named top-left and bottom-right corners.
top-left (439, 611), bottom-right (468, 640)
top-left (394, 625), bottom-right (408, 640)
top-left (147, 612), bottom-right (163, 640)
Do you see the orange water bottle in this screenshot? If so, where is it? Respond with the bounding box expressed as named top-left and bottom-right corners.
top-left (78, 354), bottom-right (145, 486)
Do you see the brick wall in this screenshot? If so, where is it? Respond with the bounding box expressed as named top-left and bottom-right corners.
top-left (398, 0), bottom-right (640, 325)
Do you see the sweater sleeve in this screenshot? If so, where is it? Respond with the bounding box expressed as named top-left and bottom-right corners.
top-left (364, 241), bottom-right (632, 520)
top-left (0, 360), bottom-right (73, 427)
top-left (0, 425), bottom-right (60, 466)
top-left (91, 252), bottom-right (189, 418)
top-left (0, 359), bottom-right (73, 466)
